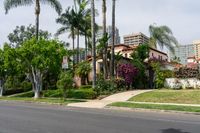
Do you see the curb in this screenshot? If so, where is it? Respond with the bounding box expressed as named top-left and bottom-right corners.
top-left (105, 106), bottom-right (200, 115)
top-left (0, 100), bottom-right (67, 106)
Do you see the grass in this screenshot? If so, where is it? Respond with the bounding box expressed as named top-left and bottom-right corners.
top-left (109, 102), bottom-right (200, 113)
top-left (129, 89), bottom-right (200, 104)
top-left (0, 97), bottom-right (85, 105)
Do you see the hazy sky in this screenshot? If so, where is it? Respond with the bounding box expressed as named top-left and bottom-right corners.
top-left (1, 0), bottom-right (200, 48)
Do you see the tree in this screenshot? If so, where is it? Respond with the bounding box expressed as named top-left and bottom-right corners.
top-left (73, 0), bottom-right (90, 63)
top-left (0, 49), bottom-right (5, 96)
top-left (117, 64), bottom-right (138, 89)
top-left (149, 24), bottom-right (178, 53)
top-left (4, 0), bottom-right (62, 40)
top-left (110, 0), bottom-right (116, 78)
top-left (102, 0), bottom-right (108, 79)
top-left (131, 44), bottom-right (150, 88)
top-left (8, 25), bottom-right (51, 47)
top-left (16, 38), bottom-right (66, 98)
top-left (56, 8), bottom-right (76, 68)
top-left (57, 71), bottom-right (73, 100)
top-left (91, 0), bottom-right (96, 88)
top-left (75, 61), bottom-right (91, 85)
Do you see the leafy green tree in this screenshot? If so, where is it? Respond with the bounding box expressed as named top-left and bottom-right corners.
top-left (57, 71), bottom-right (73, 99)
top-left (8, 25), bottom-right (51, 47)
top-left (75, 61), bottom-right (91, 85)
top-left (131, 44), bottom-right (149, 88)
top-left (149, 24), bottom-right (178, 53)
top-left (0, 49), bottom-right (5, 96)
top-left (16, 38), bottom-right (66, 98)
top-left (4, 0), bottom-right (62, 40)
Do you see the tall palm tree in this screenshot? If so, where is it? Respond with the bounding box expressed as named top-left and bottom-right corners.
top-left (91, 0), bottom-right (96, 88)
top-left (149, 24), bottom-right (179, 53)
top-left (111, 0), bottom-right (116, 78)
top-left (73, 0), bottom-right (90, 63)
top-left (55, 8), bottom-right (76, 68)
top-left (4, 0), bottom-right (62, 41)
top-left (102, 0), bottom-right (108, 79)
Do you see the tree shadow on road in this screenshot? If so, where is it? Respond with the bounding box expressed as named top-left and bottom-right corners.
top-left (162, 128), bottom-right (190, 133)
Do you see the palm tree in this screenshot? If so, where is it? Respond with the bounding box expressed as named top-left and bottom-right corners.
top-left (73, 0), bottom-right (90, 63)
top-left (91, 0), bottom-right (96, 88)
top-left (55, 8), bottom-right (76, 68)
top-left (111, 0), bottom-right (116, 78)
top-left (102, 0), bottom-right (108, 79)
top-left (4, 0), bottom-right (62, 41)
top-left (149, 24), bottom-right (178, 53)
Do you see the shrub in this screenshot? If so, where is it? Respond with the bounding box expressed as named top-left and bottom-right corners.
top-left (12, 91), bottom-right (34, 97)
top-left (79, 85), bottom-right (92, 90)
top-left (4, 89), bottom-right (24, 96)
top-left (68, 89), bottom-right (96, 99)
top-left (95, 77), bottom-right (115, 95)
top-left (57, 71), bottom-right (74, 99)
top-left (175, 67), bottom-right (200, 78)
top-left (43, 89), bottom-right (63, 98)
top-left (117, 64), bottom-right (138, 88)
top-left (21, 81), bottom-right (32, 92)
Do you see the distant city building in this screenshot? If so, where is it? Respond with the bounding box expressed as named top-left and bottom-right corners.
top-left (170, 44), bottom-right (195, 65)
top-left (97, 26), bottom-right (121, 45)
top-left (193, 40), bottom-right (200, 59)
top-left (123, 32), bottom-right (149, 46)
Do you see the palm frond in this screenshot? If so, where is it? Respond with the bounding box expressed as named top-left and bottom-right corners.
top-left (40, 0), bottom-right (62, 15)
top-left (55, 27), bottom-right (69, 37)
top-left (4, 0), bottom-right (33, 14)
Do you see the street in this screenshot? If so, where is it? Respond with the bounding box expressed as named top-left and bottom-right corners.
top-left (0, 101), bottom-right (199, 133)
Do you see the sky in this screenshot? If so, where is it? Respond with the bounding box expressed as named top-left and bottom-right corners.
top-left (0, 0), bottom-right (200, 48)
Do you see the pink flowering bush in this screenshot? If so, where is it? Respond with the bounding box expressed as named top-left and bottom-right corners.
top-left (117, 64), bottom-right (138, 86)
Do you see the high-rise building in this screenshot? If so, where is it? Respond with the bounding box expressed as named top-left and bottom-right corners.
top-left (123, 32), bottom-right (149, 46)
top-left (193, 40), bottom-right (200, 59)
top-left (97, 26), bottom-right (121, 45)
top-left (170, 44), bottom-right (195, 65)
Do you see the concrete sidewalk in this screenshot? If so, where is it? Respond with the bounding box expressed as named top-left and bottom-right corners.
top-left (68, 90), bottom-right (153, 109)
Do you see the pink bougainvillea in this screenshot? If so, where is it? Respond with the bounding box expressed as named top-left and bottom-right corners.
top-left (117, 64), bottom-right (138, 85)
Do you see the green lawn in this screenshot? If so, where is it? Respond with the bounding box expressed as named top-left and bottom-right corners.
top-left (129, 90), bottom-right (200, 104)
top-left (0, 97), bottom-right (85, 105)
top-left (110, 102), bottom-right (200, 113)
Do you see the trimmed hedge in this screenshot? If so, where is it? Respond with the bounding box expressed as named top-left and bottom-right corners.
top-left (43, 89), bottom-right (63, 98)
top-left (43, 88), bottom-right (96, 99)
top-left (4, 89), bottom-right (24, 96)
top-left (68, 89), bottom-right (96, 99)
top-left (11, 91), bottom-right (34, 97)
top-left (79, 85), bottom-right (92, 90)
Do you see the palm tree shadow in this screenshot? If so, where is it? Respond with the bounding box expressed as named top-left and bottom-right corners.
top-left (162, 128), bottom-right (190, 133)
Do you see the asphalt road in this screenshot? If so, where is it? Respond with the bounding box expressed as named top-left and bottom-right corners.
top-left (0, 101), bottom-right (199, 133)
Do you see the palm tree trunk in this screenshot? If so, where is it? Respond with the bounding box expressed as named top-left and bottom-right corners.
top-left (72, 28), bottom-right (75, 69)
top-left (85, 33), bottom-right (88, 60)
top-left (35, 0), bottom-right (40, 41)
top-left (102, 0), bottom-right (108, 79)
top-left (111, 0), bottom-right (116, 78)
top-left (91, 0), bottom-right (96, 88)
top-left (77, 29), bottom-right (80, 63)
